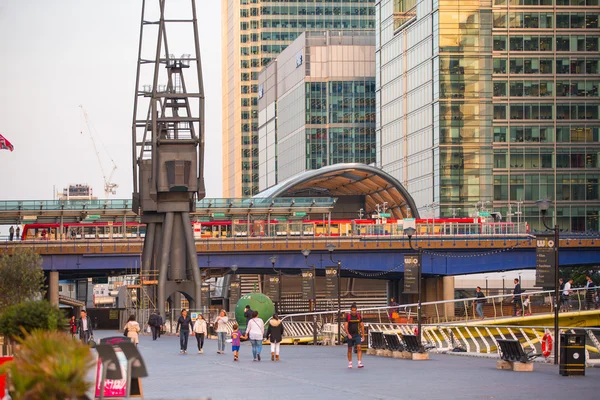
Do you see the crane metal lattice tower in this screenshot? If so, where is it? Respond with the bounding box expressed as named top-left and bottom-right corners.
top-left (80, 105), bottom-right (119, 198)
top-left (131, 0), bottom-right (206, 317)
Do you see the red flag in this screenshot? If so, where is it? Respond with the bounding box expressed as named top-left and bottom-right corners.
top-left (0, 134), bottom-right (14, 151)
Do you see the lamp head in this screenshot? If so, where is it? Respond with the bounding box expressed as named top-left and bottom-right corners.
top-left (301, 249), bottom-right (311, 257)
top-left (269, 256), bottom-right (277, 265)
top-left (326, 243), bottom-right (335, 253)
top-left (231, 264), bottom-right (238, 272)
top-left (536, 198), bottom-right (551, 214)
top-left (403, 226), bottom-right (416, 238)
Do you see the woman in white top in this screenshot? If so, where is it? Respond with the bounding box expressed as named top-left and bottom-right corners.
top-left (193, 314), bottom-right (208, 354)
top-left (124, 314), bottom-right (141, 345)
top-left (244, 310), bottom-right (265, 361)
top-left (214, 310), bottom-right (229, 354)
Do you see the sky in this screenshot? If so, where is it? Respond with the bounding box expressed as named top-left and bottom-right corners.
top-left (0, 0), bottom-right (223, 201)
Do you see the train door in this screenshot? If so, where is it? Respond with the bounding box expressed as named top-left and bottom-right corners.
top-left (193, 223), bottom-right (202, 239)
top-left (302, 222), bottom-right (315, 236)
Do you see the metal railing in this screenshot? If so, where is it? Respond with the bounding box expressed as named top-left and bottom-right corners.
top-left (272, 286), bottom-right (599, 345)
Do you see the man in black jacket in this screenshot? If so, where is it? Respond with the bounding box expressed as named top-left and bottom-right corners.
top-left (176, 309), bottom-right (193, 354)
top-left (244, 305), bottom-right (253, 333)
top-left (147, 311), bottom-right (161, 341)
top-left (77, 309), bottom-right (94, 344)
top-left (512, 278), bottom-right (523, 316)
top-left (474, 287), bottom-right (485, 319)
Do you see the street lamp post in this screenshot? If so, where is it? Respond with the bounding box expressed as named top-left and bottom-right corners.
top-left (536, 198), bottom-right (560, 365)
top-left (302, 249), bottom-right (318, 346)
top-left (230, 264), bottom-right (238, 312)
top-left (326, 243), bottom-right (342, 345)
top-left (403, 226), bottom-right (423, 352)
top-left (269, 256), bottom-right (280, 313)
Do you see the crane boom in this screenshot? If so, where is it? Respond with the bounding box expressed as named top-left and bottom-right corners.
top-left (79, 105), bottom-right (118, 197)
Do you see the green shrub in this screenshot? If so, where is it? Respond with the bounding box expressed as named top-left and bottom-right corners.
top-left (0, 329), bottom-right (94, 400)
top-left (0, 300), bottom-right (67, 340)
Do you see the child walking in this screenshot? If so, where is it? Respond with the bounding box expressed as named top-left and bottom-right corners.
top-left (231, 323), bottom-right (242, 361)
top-left (193, 314), bottom-right (207, 354)
top-left (266, 314), bottom-right (284, 361)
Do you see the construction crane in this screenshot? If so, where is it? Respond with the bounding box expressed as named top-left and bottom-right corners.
top-left (79, 105), bottom-right (118, 197)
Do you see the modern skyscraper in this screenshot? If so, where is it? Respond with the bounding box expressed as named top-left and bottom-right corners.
top-left (222, 1), bottom-right (376, 197)
top-left (257, 31), bottom-right (376, 190)
top-left (376, 0), bottom-right (599, 231)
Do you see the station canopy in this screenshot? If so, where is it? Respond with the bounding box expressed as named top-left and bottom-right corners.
top-left (255, 163), bottom-right (420, 219)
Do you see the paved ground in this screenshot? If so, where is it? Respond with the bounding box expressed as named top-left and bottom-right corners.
top-left (89, 330), bottom-right (599, 400)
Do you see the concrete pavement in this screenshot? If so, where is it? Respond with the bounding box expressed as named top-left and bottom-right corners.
top-left (89, 330), bottom-right (600, 400)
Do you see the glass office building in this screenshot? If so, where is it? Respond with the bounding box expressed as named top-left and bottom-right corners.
top-left (376, 0), bottom-right (599, 230)
top-left (258, 31), bottom-right (377, 190)
top-left (222, 0), bottom-right (376, 197)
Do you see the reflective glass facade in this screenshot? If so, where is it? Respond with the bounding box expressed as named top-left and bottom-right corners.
top-left (258, 31), bottom-right (376, 189)
top-left (377, 0), bottom-right (600, 231)
top-left (222, 0), bottom-right (376, 197)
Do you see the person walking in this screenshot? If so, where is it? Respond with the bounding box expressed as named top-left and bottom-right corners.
top-left (243, 305), bottom-right (253, 333)
top-left (266, 314), bottom-right (284, 361)
top-left (157, 313), bottom-right (164, 338)
top-left (147, 311), bottom-right (161, 341)
top-left (244, 310), bottom-right (265, 361)
top-left (474, 286), bottom-right (485, 319)
top-left (512, 278), bottom-right (522, 316)
top-left (8, 226), bottom-right (14, 241)
top-left (344, 303), bottom-right (365, 369)
top-left (124, 315), bottom-right (141, 346)
top-left (69, 316), bottom-right (78, 339)
top-left (231, 323), bottom-right (242, 361)
top-left (176, 309), bottom-right (193, 354)
top-left (585, 275), bottom-right (596, 310)
top-left (77, 310), bottom-right (94, 345)
top-left (193, 313), bottom-right (208, 354)
top-left (558, 278), bottom-right (565, 311)
top-left (214, 310), bottom-right (229, 354)
top-left (562, 278), bottom-right (573, 312)
top-left (15, 226), bottom-right (20, 240)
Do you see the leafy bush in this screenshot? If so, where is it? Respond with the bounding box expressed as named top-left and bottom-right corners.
top-left (0, 329), bottom-right (94, 400)
top-left (0, 248), bottom-right (45, 312)
top-left (0, 300), bottom-right (67, 340)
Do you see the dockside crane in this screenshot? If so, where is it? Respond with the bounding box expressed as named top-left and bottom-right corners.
top-left (79, 105), bottom-right (118, 197)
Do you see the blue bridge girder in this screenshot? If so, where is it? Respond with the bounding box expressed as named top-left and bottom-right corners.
top-left (37, 243), bottom-right (600, 277)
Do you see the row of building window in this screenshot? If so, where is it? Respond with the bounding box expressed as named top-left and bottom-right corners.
top-left (493, 150), bottom-right (600, 169)
top-left (493, 103), bottom-right (599, 120)
top-left (493, 0), bottom-right (598, 5)
top-left (493, 80), bottom-right (599, 97)
top-left (260, 6), bottom-right (375, 16)
top-left (493, 175), bottom-right (599, 202)
top-left (240, 58), bottom-right (272, 68)
top-left (260, 19), bottom-right (375, 29)
top-left (493, 125), bottom-right (600, 143)
top-left (241, 97), bottom-right (258, 107)
top-left (493, 12), bottom-right (598, 29)
top-left (493, 35), bottom-right (599, 52)
top-left (493, 57), bottom-right (600, 75)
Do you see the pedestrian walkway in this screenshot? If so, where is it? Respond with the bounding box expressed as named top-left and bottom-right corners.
top-left (90, 330), bottom-right (599, 400)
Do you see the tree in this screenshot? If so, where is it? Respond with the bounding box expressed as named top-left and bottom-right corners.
top-left (560, 266), bottom-right (600, 287)
top-left (0, 248), bottom-right (45, 312)
top-left (0, 300), bottom-right (67, 340)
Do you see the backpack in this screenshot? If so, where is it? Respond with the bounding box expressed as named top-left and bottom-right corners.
top-left (347, 313), bottom-right (362, 322)
top-left (148, 314), bottom-right (157, 326)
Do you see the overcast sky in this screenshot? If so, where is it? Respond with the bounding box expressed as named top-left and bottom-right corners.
top-left (0, 0), bottom-right (223, 201)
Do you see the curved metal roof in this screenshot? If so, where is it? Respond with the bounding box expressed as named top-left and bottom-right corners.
top-left (255, 163), bottom-right (420, 219)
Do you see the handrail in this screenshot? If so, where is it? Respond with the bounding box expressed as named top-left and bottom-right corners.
top-left (279, 286), bottom-right (599, 321)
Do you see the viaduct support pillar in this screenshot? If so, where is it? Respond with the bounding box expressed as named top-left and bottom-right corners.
top-left (49, 271), bottom-right (59, 307)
